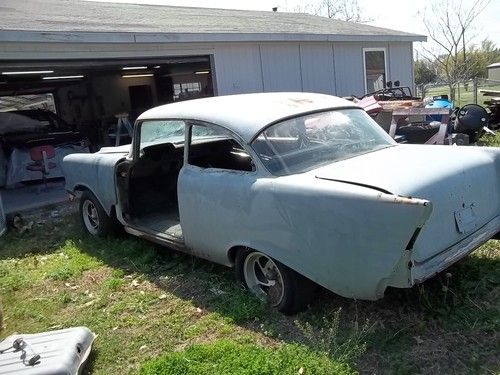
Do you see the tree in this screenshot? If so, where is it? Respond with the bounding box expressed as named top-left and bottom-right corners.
top-left (465, 39), bottom-right (500, 78)
top-left (294, 0), bottom-right (370, 23)
top-left (414, 59), bottom-right (437, 85)
top-left (318, 0), bottom-right (369, 22)
top-left (420, 0), bottom-right (490, 100)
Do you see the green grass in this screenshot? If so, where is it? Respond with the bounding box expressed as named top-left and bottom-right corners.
top-left (139, 340), bottom-right (354, 375)
top-left (479, 131), bottom-right (500, 147)
top-left (1, 185), bottom-right (499, 374)
top-left (424, 83), bottom-right (500, 107)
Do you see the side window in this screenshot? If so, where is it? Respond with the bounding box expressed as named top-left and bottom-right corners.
top-left (140, 120), bottom-right (186, 150)
top-left (188, 124), bottom-right (255, 172)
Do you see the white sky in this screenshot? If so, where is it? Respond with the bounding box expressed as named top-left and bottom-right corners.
top-left (92, 0), bottom-right (500, 51)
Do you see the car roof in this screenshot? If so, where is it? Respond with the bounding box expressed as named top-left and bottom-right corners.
top-left (137, 92), bottom-right (360, 143)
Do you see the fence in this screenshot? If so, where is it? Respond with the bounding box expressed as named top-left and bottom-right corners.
top-left (415, 78), bottom-right (500, 107)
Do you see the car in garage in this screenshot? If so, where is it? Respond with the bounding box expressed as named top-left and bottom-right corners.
top-left (0, 109), bottom-right (86, 152)
top-left (63, 92), bottom-right (500, 314)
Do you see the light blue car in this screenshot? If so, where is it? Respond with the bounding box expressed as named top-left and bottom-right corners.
top-left (63, 93), bottom-right (500, 314)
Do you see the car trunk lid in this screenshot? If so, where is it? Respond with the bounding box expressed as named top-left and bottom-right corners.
top-left (315, 144), bottom-right (500, 262)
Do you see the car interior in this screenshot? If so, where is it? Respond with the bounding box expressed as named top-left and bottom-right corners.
top-left (117, 137), bottom-right (254, 240)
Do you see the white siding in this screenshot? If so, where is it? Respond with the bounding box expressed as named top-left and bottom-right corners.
top-left (300, 44), bottom-right (336, 94)
top-left (213, 44), bottom-right (263, 94)
top-left (259, 44), bottom-right (302, 92)
top-left (388, 43), bottom-right (414, 90)
top-left (333, 43), bottom-right (364, 96)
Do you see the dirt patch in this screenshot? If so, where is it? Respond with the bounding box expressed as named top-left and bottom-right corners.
top-left (79, 267), bottom-right (113, 287)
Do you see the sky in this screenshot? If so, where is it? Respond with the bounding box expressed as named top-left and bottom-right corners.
top-left (92, 0), bottom-right (500, 53)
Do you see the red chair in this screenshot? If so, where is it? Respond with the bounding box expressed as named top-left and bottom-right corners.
top-left (27, 145), bottom-right (57, 188)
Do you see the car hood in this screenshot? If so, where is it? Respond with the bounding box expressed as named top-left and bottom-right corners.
top-left (314, 144), bottom-right (500, 197)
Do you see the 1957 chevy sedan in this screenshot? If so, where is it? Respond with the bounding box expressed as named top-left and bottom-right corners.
top-left (63, 93), bottom-right (500, 314)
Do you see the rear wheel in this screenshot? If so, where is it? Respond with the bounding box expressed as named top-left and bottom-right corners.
top-left (235, 249), bottom-right (316, 314)
top-left (79, 191), bottom-right (114, 237)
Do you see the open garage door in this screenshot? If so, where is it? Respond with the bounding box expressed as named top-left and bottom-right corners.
top-left (0, 55), bottom-right (215, 149)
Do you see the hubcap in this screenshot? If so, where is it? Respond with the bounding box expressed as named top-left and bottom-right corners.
top-left (82, 200), bottom-right (99, 234)
top-left (243, 252), bottom-right (284, 306)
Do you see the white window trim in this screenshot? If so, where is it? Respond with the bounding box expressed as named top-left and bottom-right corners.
top-left (362, 47), bottom-right (389, 94)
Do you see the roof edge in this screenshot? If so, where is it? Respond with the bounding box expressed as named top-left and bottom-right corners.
top-left (0, 30), bottom-right (427, 44)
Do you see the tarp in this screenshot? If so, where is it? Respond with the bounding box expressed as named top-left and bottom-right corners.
top-left (0, 112), bottom-right (43, 135)
top-left (4, 144), bottom-right (89, 188)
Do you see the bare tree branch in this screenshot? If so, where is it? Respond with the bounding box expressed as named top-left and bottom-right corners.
top-left (420, 0), bottom-right (490, 100)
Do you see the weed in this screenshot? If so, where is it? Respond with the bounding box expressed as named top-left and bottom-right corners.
top-left (295, 308), bottom-right (372, 363)
top-left (479, 132), bottom-right (500, 147)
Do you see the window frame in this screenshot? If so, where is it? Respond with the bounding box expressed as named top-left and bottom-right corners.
top-left (362, 47), bottom-right (389, 94)
top-left (132, 118), bottom-right (259, 174)
top-left (185, 120), bottom-right (258, 173)
top-left (132, 118), bottom-right (188, 161)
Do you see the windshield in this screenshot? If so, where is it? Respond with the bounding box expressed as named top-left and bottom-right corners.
top-left (251, 108), bottom-right (395, 176)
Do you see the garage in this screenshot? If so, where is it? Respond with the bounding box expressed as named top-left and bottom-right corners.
top-left (0, 0), bottom-right (424, 211)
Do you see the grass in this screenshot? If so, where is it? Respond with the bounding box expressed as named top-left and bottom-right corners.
top-left (424, 83), bottom-right (500, 107)
top-left (139, 340), bottom-right (354, 375)
top-left (1, 168), bottom-right (499, 374)
top-left (479, 131), bottom-right (500, 147)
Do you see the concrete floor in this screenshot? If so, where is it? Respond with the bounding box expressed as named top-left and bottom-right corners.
top-left (1, 179), bottom-right (69, 214)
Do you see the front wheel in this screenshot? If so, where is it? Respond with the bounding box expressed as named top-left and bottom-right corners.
top-left (235, 249), bottom-right (316, 315)
top-left (79, 191), bottom-right (114, 237)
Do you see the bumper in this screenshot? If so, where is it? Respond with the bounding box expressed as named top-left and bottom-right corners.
top-left (411, 215), bottom-right (500, 284)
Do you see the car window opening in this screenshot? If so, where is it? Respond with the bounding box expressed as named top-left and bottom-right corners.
top-left (188, 124), bottom-right (254, 172)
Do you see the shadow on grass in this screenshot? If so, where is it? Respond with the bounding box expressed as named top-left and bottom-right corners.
top-left (1, 212), bottom-right (499, 373)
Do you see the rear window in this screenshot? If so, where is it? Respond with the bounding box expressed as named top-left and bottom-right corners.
top-left (251, 108), bottom-right (395, 176)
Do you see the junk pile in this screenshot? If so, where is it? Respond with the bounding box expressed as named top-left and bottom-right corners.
top-left (351, 82), bottom-right (496, 145)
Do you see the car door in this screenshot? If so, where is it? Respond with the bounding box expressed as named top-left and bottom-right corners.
top-left (177, 122), bottom-right (259, 265)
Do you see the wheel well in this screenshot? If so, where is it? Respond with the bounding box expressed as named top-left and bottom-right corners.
top-left (74, 184), bottom-right (89, 192)
top-left (227, 245), bottom-right (249, 266)
top-left (74, 185), bottom-right (116, 219)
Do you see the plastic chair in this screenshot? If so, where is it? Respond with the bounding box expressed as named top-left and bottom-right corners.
top-left (26, 145), bottom-right (56, 190)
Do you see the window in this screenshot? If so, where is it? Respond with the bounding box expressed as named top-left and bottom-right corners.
top-left (0, 93), bottom-right (56, 113)
top-left (188, 124), bottom-right (254, 172)
top-left (251, 109), bottom-right (394, 176)
top-left (173, 82), bottom-right (201, 101)
top-left (363, 49), bottom-right (387, 93)
top-left (140, 120), bottom-right (186, 149)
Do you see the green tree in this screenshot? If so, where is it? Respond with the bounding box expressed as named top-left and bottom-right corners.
top-left (465, 39), bottom-right (500, 78)
top-left (414, 59), bottom-right (437, 85)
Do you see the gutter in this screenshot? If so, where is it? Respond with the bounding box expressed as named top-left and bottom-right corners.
top-left (0, 30), bottom-right (427, 44)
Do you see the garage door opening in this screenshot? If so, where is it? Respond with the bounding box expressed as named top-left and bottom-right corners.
top-left (0, 55), bottom-right (214, 148)
top-left (0, 55), bottom-right (214, 209)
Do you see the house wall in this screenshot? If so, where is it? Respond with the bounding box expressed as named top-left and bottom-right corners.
top-left (488, 67), bottom-right (500, 81)
top-left (0, 39), bottom-right (415, 98)
top-left (214, 41), bottom-right (414, 97)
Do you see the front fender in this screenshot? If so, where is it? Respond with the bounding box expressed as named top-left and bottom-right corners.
top-left (63, 152), bottom-right (125, 215)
